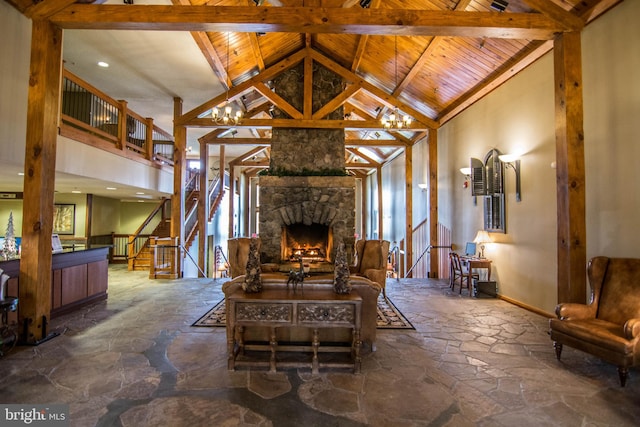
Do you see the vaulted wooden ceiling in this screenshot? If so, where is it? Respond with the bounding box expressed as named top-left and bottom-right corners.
top-left (5, 0), bottom-right (620, 169)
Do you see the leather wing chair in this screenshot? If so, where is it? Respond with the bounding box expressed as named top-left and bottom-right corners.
top-left (227, 237), bottom-right (260, 278)
top-left (351, 239), bottom-right (390, 299)
top-left (549, 256), bottom-right (640, 386)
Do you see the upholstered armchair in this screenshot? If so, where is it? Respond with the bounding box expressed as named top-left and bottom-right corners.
top-left (227, 237), bottom-right (260, 278)
top-left (549, 256), bottom-right (640, 387)
top-left (351, 239), bottom-right (390, 299)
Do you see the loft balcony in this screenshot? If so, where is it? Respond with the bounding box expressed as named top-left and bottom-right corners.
top-left (59, 69), bottom-right (175, 167)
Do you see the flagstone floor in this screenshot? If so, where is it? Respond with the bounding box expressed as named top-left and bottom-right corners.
top-left (1, 265), bottom-right (639, 426)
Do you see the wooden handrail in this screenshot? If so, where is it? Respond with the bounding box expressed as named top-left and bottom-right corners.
top-left (130, 198), bottom-right (170, 243)
top-left (61, 68), bottom-right (174, 166)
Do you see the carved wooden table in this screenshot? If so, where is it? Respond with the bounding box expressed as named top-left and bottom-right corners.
top-left (226, 288), bottom-right (362, 374)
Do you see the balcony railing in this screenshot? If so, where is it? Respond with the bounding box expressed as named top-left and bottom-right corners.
top-left (60, 70), bottom-right (174, 166)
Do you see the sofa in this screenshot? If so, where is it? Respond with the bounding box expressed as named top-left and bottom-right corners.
top-left (549, 256), bottom-right (640, 386)
top-left (222, 273), bottom-right (382, 352)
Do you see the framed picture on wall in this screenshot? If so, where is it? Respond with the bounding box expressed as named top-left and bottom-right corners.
top-left (53, 204), bottom-right (75, 235)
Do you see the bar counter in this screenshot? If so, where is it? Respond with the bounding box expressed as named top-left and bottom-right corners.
top-left (0, 246), bottom-right (109, 321)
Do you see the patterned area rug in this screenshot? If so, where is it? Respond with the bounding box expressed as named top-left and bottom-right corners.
top-left (192, 296), bottom-right (414, 330)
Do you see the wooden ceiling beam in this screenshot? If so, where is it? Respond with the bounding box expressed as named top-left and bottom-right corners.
top-left (311, 83), bottom-right (361, 120)
top-left (22, 0), bottom-right (78, 19)
top-left (186, 117), bottom-right (432, 131)
top-left (310, 49), bottom-right (438, 128)
top-left (178, 48), bottom-right (307, 123)
top-left (521, 0), bottom-right (584, 30)
top-left (254, 81), bottom-right (304, 119)
top-left (50, 6), bottom-right (564, 40)
top-left (346, 147), bottom-right (380, 167)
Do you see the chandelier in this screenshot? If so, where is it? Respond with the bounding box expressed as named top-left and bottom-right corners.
top-left (212, 32), bottom-right (242, 126)
top-left (381, 36), bottom-right (412, 130)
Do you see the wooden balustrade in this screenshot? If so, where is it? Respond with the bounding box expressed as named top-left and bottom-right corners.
top-left (59, 69), bottom-right (174, 167)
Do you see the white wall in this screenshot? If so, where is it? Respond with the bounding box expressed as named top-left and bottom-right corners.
top-left (0, 3), bottom-right (30, 169)
top-left (438, 1), bottom-right (640, 313)
top-left (582, 1), bottom-right (640, 259)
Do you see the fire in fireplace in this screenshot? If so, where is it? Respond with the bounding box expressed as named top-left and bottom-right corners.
top-left (282, 223), bottom-right (332, 263)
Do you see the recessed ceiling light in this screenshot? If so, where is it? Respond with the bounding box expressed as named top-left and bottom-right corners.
top-left (97, 61), bottom-right (109, 68)
top-left (135, 192), bottom-right (145, 195)
top-left (18, 172), bottom-right (24, 176)
top-left (71, 190), bottom-right (81, 194)
top-left (106, 187), bottom-right (117, 190)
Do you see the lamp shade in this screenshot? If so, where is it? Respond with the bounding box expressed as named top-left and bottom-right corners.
top-left (473, 230), bottom-right (491, 244)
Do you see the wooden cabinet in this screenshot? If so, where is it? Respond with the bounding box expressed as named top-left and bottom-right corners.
top-left (0, 247), bottom-right (109, 321)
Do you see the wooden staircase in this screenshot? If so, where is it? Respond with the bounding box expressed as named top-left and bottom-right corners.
top-left (128, 198), bottom-right (171, 271)
top-left (130, 218), bottom-right (171, 271)
top-left (183, 172), bottom-right (226, 251)
top-left (126, 172), bottom-right (226, 275)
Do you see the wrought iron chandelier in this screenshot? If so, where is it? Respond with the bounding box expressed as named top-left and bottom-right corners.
top-left (381, 36), bottom-right (412, 130)
top-left (212, 32), bottom-right (242, 125)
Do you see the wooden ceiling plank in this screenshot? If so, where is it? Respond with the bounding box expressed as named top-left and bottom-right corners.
top-left (394, 0), bottom-right (472, 97)
top-left (190, 30), bottom-right (231, 88)
top-left (50, 6), bottom-right (563, 40)
top-left (310, 49), bottom-right (438, 128)
top-left (438, 40), bottom-right (553, 124)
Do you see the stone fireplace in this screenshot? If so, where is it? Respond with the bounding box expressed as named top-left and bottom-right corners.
top-left (258, 62), bottom-right (356, 266)
top-left (259, 175), bottom-right (355, 265)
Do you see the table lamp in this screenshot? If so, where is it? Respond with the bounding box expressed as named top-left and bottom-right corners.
top-left (473, 230), bottom-right (492, 259)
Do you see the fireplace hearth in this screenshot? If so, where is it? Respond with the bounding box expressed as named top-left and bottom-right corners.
top-left (283, 223), bottom-right (331, 262)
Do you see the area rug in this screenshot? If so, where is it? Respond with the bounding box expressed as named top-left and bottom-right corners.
top-left (192, 296), bottom-right (414, 330)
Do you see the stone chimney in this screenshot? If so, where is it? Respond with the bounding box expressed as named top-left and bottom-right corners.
top-left (258, 62), bottom-right (356, 264)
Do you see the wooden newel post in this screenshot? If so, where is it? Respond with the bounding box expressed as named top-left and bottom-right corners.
top-left (19, 20), bottom-right (63, 344)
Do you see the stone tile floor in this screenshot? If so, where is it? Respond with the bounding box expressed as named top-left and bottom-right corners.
top-left (1, 265), bottom-right (638, 426)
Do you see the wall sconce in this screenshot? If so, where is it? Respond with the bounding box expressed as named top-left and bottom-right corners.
top-left (498, 154), bottom-right (521, 202)
top-left (460, 167), bottom-right (476, 205)
top-left (459, 167), bottom-right (471, 188)
top-left (418, 183), bottom-right (428, 192)
top-left (473, 230), bottom-right (492, 259)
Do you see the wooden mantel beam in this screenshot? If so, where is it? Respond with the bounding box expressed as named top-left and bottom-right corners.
top-left (50, 6), bottom-right (564, 40)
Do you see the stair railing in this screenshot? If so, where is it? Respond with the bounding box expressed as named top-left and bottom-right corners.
top-left (127, 197), bottom-right (171, 270)
top-left (183, 170), bottom-right (200, 249)
top-left (405, 245), bottom-right (453, 278)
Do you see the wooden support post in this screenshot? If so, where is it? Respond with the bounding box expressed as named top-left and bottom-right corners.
top-left (19, 19), bottom-right (62, 344)
top-left (376, 166), bottom-right (383, 240)
top-left (405, 144), bottom-right (413, 277)
top-left (428, 129), bottom-right (439, 278)
top-left (554, 32), bottom-right (587, 304)
top-left (172, 97), bottom-right (186, 276)
top-left (228, 164), bottom-right (236, 238)
top-left (197, 139), bottom-right (208, 277)
top-left (118, 100), bottom-right (128, 152)
top-left (145, 117), bottom-right (154, 161)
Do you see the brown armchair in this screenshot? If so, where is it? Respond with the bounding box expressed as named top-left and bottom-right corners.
top-left (351, 239), bottom-right (390, 299)
top-left (227, 237), bottom-right (260, 278)
top-left (549, 256), bottom-right (640, 386)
